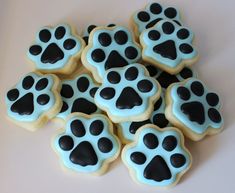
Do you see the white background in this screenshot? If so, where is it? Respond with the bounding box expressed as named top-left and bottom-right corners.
top-left (1, 0), bottom-right (235, 192)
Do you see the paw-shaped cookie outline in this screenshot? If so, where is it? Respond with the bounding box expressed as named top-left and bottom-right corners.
top-left (94, 63), bottom-right (161, 123)
top-left (54, 113), bottom-right (120, 175)
top-left (6, 72), bottom-right (61, 130)
top-left (82, 26), bottom-right (142, 83)
top-left (56, 74), bottom-right (102, 121)
top-left (82, 24), bottom-right (116, 45)
top-left (140, 19), bottom-right (198, 74)
top-left (118, 93), bottom-right (170, 144)
top-left (28, 24), bottom-right (85, 74)
top-left (122, 125), bottom-right (191, 187)
top-left (145, 64), bottom-right (196, 90)
top-left (132, 2), bottom-right (182, 37)
top-left (166, 78), bottom-right (223, 141)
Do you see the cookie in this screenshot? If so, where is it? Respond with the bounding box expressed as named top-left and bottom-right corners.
top-left (28, 24), bottom-right (85, 75)
top-left (118, 93), bottom-right (170, 144)
top-left (53, 113), bottom-right (121, 175)
top-left (122, 124), bottom-right (192, 187)
top-left (5, 72), bottom-right (62, 131)
top-left (94, 63), bottom-right (161, 123)
top-left (165, 78), bottom-right (224, 141)
top-left (145, 64), bottom-right (196, 90)
top-left (56, 74), bottom-right (101, 122)
top-left (81, 25), bottom-right (142, 83)
top-left (131, 2), bottom-right (182, 39)
top-left (82, 24), bottom-right (116, 45)
top-left (140, 19), bottom-right (198, 74)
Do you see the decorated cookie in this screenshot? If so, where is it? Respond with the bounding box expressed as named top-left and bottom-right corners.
top-left (122, 124), bottom-right (192, 187)
top-left (81, 25), bottom-right (142, 83)
top-left (118, 94), bottom-right (170, 144)
top-left (131, 2), bottom-right (182, 38)
top-left (94, 63), bottom-right (161, 123)
top-left (82, 24), bottom-right (116, 45)
top-left (56, 74), bottom-right (101, 121)
top-left (28, 24), bottom-right (85, 74)
top-left (53, 113), bottom-right (120, 175)
top-left (165, 78), bottom-right (224, 141)
top-left (145, 64), bottom-right (196, 90)
top-left (6, 72), bottom-right (62, 131)
top-left (140, 19), bottom-right (198, 74)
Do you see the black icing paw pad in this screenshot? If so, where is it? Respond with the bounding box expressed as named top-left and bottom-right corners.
top-left (95, 64), bottom-right (160, 122)
top-left (133, 2), bottom-right (182, 35)
top-left (83, 26), bottom-right (141, 82)
top-left (6, 72), bottom-right (57, 122)
top-left (122, 126), bottom-right (191, 186)
top-left (54, 114), bottom-right (120, 173)
top-left (170, 78), bottom-right (223, 136)
top-left (28, 24), bottom-right (83, 71)
top-left (57, 74), bottom-right (101, 120)
top-left (145, 64), bottom-right (196, 89)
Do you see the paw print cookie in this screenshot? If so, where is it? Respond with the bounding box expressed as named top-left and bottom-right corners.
top-left (122, 125), bottom-right (192, 187)
top-left (6, 72), bottom-right (62, 131)
top-left (53, 113), bottom-right (120, 175)
top-left (118, 94), bottom-right (170, 144)
top-left (82, 24), bottom-right (116, 45)
top-left (82, 26), bottom-right (142, 83)
top-left (28, 24), bottom-right (85, 74)
top-left (140, 20), bottom-right (198, 74)
top-left (94, 63), bottom-right (161, 123)
top-left (145, 64), bottom-right (196, 90)
top-left (56, 74), bottom-right (101, 121)
top-left (165, 78), bottom-right (224, 141)
top-left (131, 2), bottom-right (182, 38)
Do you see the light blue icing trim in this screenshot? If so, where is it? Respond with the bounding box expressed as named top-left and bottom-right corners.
top-left (123, 127), bottom-right (191, 186)
top-left (94, 63), bottom-right (160, 118)
top-left (171, 78), bottom-right (224, 134)
top-left (142, 19), bottom-right (197, 68)
top-left (6, 72), bottom-right (56, 122)
top-left (119, 93), bottom-right (170, 142)
top-left (27, 24), bottom-right (83, 70)
top-left (86, 26), bottom-right (141, 80)
top-left (54, 115), bottom-right (120, 173)
top-left (133, 2), bottom-right (182, 35)
top-left (56, 74), bottom-right (101, 120)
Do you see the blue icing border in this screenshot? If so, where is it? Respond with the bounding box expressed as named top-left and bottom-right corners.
top-left (123, 127), bottom-right (191, 186)
top-left (94, 63), bottom-right (160, 119)
top-left (141, 19), bottom-right (197, 68)
top-left (133, 2), bottom-right (182, 35)
top-left (54, 114), bottom-right (120, 173)
top-left (85, 26), bottom-right (141, 81)
top-left (6, 72), bottom-right (56, 122)
top-left (170, 78), bottom-right (224, 134)
top-left (56, 74), bottom-right (101, 120)
top-left (28, 24), bottom-right (83, 70)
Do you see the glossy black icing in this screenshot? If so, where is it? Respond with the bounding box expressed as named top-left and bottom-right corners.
top-left (191, 81), bottom-right (204, 96)
top-left (100, 87), bottom-right (115, 99)
top-left (77, 77), bottom-right (89, 92)
top-left (129, 119), bottom-right (151, 134)
top-left (41, 43), bottom-right (64, 64)
top-left (143, 133), bottom-right (158, 149)
top-left (137, 11), bottom-right (150, 22)
top-left (98, 137), bottom-right (113, 153)
top-left (125, 46), bottom-right (138, 60)
top-left (7, 89), bottom-right (19, 101)
top-left (91, 48), bottom-right (106, 62)
top-left (170, 153), bottom-right (186, 168)
top-left (150, 3), bottom-right (162, 14)
top-left (153, 40), bottom-right (176, 60)
top-left (162, 22), bottom-right (175, 34)
top-left (61, 84), bottom-right (74, 98)
top-left (206, 93), bottom-right (219, 106)
top-left (131, 152), bottom-right (146, 165)
top-left (37, 94), bottom-right (49, 105)
top-left (35, 78), bottom-right (48, 91)
top-left (71, 120), bottom-right (86, 137)
top-left (89, 120), bottom-right (104, 136)
top-left (137, 79), bottom-right (153, 93)
top-left (208, 108), bottom-right (221, 123)
top-left (162, 135), bottom-right (177, 151)
top-left (55, 26), bottom-right (66, 40)
top-left (11, 93), bottom-right (34, 115)
top-left (98, 32), bottom-right (111, 47)
top-left (179, 43), bottom-right (193, 54)
top-left (125, 66), bottom-right (138, 81)
top-left (63, 39), bottom-right (76, 50)
top-left (148, 30), bottom-right (161, 41)
top-left (177, 87), bottom-right (191, 101)
top-left (71, 98), bottom-right (97, 114)
top-left (107, 71), bottom-right (121, 84)
top-left (152, 114), bottom-right (169, 128)
top-left (105, 50), bottom-right (128, 70)
top-left (59, 135), bottom-right (74, 151)
top-left (22, 76), bottom-right (34, 90)
top-left (39, 29), bottom-right (51, 43)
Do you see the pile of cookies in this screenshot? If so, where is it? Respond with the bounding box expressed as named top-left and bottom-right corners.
top-left (5, 2), bottom-right (224, 188)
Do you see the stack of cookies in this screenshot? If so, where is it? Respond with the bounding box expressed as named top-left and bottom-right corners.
top-left (5, 2), bottom-right (224, 188)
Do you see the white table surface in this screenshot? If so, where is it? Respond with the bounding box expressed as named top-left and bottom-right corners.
top-left (1, 0), bottom-right (235, 192)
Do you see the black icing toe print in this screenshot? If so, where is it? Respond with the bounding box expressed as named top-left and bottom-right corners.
top-left (118, 94), bottom-right (170, 143)
top-left (54, 114), bottom-right (120, 174)
top-left (133, 2), bottom-right (182, 36)
top-left (95, 64), bottom-right (161, 123)
top-left (145, 64), bottom-right (196, 89)
top-left (82, 24), bottom-right (116, 45)
top-left (141, 20), bottom-right (198, 74)
top-left (28, 24), bottom-right (84, 73)
top-left (167, 78), bottom-right (223, 140)
top-left (122, 126), bottom-right (191, 186)
top-left (82, 26), bottom-right (141, 83)
top-left (6, 72), bottom-right (60, 128)
top-left (57, 74), bottom-right (101, 120)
